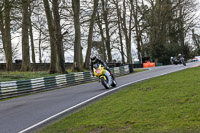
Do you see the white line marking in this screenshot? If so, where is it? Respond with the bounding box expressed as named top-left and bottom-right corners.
top-left (18, 67), bottom-right (187, 133)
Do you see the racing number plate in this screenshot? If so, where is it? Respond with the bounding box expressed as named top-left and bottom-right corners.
top-left (96, 69), bottom-right (101, 75)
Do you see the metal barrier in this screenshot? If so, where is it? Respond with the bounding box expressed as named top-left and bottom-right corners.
top-left (0, 65), bottom-right (130, 99)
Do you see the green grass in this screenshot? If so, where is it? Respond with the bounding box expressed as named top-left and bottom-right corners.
top-left (36, 67), bottom-right (200, 133)
top-left (0, 71), bottom-right (60, 82)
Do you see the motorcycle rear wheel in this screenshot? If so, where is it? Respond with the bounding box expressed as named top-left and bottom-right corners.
top-left (111, 80), bottom-right (117, 87)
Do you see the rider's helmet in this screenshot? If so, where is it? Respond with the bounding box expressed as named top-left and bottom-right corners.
top-left (178, 53), bottom-right (182, 57)
top-left (90, 55), bottom-right (97, 63)
top-left (171, 57), bottom-right (173, 59)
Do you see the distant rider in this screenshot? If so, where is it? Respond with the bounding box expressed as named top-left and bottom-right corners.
top-left (90, 55), bottom-right (114, 79)
top-left (177, 53), bottom-right (184, 61)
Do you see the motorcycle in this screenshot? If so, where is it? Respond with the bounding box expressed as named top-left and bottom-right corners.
top-left (93, 64), bottom-right (117, 89)
top-left (170, 57), bottom-right (186, 66)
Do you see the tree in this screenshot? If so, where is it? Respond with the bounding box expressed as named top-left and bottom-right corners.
top-left (52, 0), bottom-right (66, 74)
top-left (192, 29), bottom-right (200, 55)
top-left (28, 1), bottom-right (36, 64)
top-left (0, 0), bottom-right (13, 71)
top-left (121, 0), bottom-right (133, 64)
top-left (43, 0), bottom-right (57, 73)
top-left (112, 0), bottom-right (125, 64)
top-left (72, 0), bottom-right (82, 71)
top-left (101, 0), bottom-right (112, 62)
top-left (143, 0), bottom-right (198, 64)
top-left (21, 0), bottom-right (31, 71)
top-left (96, 11), bottom-right (106, 61)
top-left (84, 0), bottom-right (99, 69)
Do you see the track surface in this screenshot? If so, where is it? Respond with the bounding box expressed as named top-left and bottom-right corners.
top-left (0, 62), bottom-right (199, 133)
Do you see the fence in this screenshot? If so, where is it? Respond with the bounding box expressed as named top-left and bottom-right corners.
top-left (0, 65), bottom-right (130, 99)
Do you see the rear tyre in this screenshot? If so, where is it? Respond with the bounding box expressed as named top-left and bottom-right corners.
top-left (101, 77), bottom-right (109, 89)
top-left (111, 80), bottom-right (117, 87)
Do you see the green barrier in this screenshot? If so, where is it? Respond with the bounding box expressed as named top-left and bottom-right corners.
top-left (156, 63), bottom-right (163, 66)
top-left (83, 72), bottom-right (91, 81)
top-left (0, 82), bottom-right (1, 96)
top-left (44, 77), bottom-right (57, 88)
top-left (66, 73), bottom-right (75, 84)
top-left (17, 80), bottom-right (32, 91)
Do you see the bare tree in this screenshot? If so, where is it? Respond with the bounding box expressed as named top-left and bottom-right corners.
top-left (101, 0), bottom-right (112, 62)
top-left (43, 0), bottom-right (57, 73)
top-left (112, 0), bottom-right (125, 64)
top-left (84, 0), bottom-right (99, 69)
top-left (121, 0), bottom-right (133, 64)
top-left (72, 0), bottom-right (82, 71)
top-left (52, 0), bottom-right (66, 73)
top-left (96, 12), bottom-right (106, 61)
top-left (1, 0), bottom-right (13, 71)
top-left (28, 1), bottom-right (36, 64)
top-left (21, 0), bottom-right (31, 71)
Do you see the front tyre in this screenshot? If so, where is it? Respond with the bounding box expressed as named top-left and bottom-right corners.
top-left (183, 61), bottom-right (186, 66)
top-left (182, 59), bottom-right (186, 66)
top-left (101, 77), bottom-right (109, 89)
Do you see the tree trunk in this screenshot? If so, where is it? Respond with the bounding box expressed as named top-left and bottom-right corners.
top-left (43, 0), bottom-right (57, 73)
top-left (179, 7), bottom-right (185, 54)
top-left (38, 28), bottom-right (42, 63)
top-left (121, 0), bottom-right (130, 63)
top-left (4, 0), bottom-right (13, 71)
top-left (72, 0), bottom-right (82, 72)
top-left (102, 0), bottom-right (112, 62)
top-left (84, 0), bottom-right (99, 69)
top-left (21, 0), bottom-right (31, 71)
top-left (114, 0), bottom-right (125, 64)
top-left (28, 4), bottom-right (36, 64)
top-left (130, 0), bottom-right (142, 63)
top-left (97, 12), bottom-right (106, 61)
top-left (52, 0), bottom-right (66, 74)
top-left (0, 7), bottom-right (6, 54)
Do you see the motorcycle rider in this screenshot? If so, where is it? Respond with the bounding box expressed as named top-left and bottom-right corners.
top-left (90, 55), bottom-right (114, 79)
top-left (177, 53), bottom-right (184, 61)
top-left (178, 53), bottom-right (183, 58)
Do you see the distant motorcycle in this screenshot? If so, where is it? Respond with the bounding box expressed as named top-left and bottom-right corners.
top-left (93, 64), bottom-right (117, 89)
top-left (170, 57), bottom-right (186, 66)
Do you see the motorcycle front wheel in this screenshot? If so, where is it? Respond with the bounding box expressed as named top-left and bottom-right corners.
top-left (101, 77), bottom-right (109, 89)
top-left (182, 60), bottom-right (186, 66)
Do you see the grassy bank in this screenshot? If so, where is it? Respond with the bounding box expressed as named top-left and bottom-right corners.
top-left (0, 71), bottom-right (60, 82)
top-left (36, 67), bottom-right (200, 133)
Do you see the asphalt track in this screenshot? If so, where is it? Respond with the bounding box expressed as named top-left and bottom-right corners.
top-left (0, 62), bottom-right (199, 133)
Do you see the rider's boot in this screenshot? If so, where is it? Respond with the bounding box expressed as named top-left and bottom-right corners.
top-left (110, 72), bottom-right (115, 80)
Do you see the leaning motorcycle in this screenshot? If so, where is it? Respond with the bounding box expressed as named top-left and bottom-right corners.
top-left (93, 64), bottom-right (117, 89)
top-left (170, 57), bottom-right (186, 66)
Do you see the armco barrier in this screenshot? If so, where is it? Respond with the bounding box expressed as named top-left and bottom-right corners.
top-left (0, 65), bottom-right (130, 99)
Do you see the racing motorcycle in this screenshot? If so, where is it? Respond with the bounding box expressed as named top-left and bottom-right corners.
top-left (93, 64), bottom-right (117, 89)
top-left (170, 57), bottom-right (186, 66)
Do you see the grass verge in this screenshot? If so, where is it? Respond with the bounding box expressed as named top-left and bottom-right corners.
top-left (0, 71), bottom-right (60, 82)
top-left (36, 67), bottom-right (200, 133)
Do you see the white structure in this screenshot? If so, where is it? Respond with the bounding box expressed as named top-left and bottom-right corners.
top-left (0, 53), bottom-right (5, 63)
